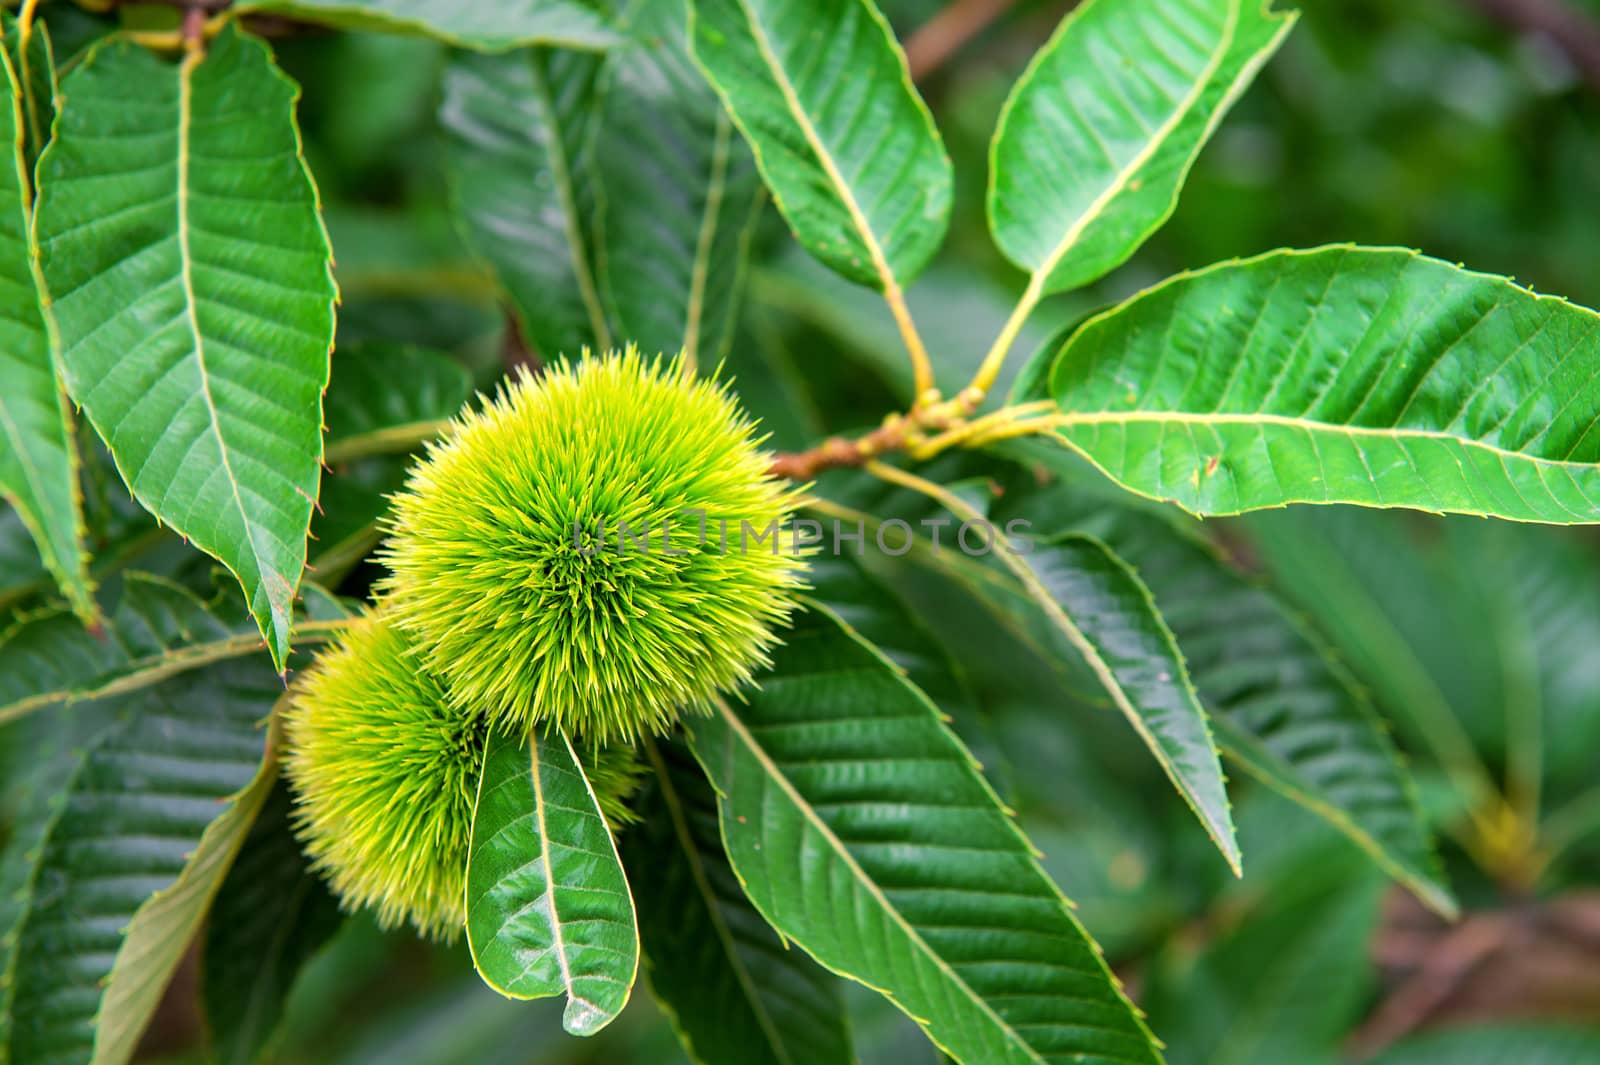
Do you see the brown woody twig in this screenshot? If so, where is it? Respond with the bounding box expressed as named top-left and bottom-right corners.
top-left (904, 0), bottom-right (1020, 81)
top-left (768, 403), bottom-right (965, 480)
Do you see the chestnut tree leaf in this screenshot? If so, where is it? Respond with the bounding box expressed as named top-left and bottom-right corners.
top-left (440, 47), bottom-right (610, 360)
top-left (202, 783), bottom-right (344, 1065)
top-left (688, 604), bottom-right (1163, 1065)
top-left (688, 0), bottom-right (951, 290)
top-left (0, 573), bottom-right (348, 727)
top-left (0, 41), bottom-right (92, 625)
top-left (891, 474), bottom-right (1240, 873)
top-left (0, 11), bottom-right (55, 165)
top-left (0, 658), bottom-right (285, 1065)
top-left (466, 727), bottom-right (639, 1036)
top-left (1046, 247), bottom-right (1600, 523)
top-left (34, 26), bottom-right (338, 671)
top-left (990, 472), bottom-right (1456, 916)
top-left (594, 0), bottom-right (763, 367)
top-left (990, 0), bottom-right (1294, 294)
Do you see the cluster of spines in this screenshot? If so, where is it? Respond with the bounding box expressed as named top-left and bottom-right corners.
top-left (378, 348), bottom-right (806, 743)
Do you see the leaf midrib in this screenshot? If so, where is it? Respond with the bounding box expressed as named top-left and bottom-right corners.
top-left (709, 696), bottom-right (1048, 1065)
top-left (682, 111), bottom-right (734, 368)
top-left (1050, 411), bottom-right (1600, 469)
top-left (174, 46), bottom-right (272, 651)
top-left (527, 735), bottom-right (579, 1002)
top-left (527, 54), bottom-right (609, 352)
top-left (0, 618), bottom-right (350, 726)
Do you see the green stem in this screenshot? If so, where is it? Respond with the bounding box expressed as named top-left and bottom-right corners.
top-left (323, 420), bottom-right (450, 465)
top-left (968, 270), bottom-right (1045, 398)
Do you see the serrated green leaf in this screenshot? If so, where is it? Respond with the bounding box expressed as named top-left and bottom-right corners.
top-left (35, 26), bottom-right (338, 670)
top-left (625, 737), bottom-right (851, 1065)
top-left (322, 343), bottom-right (471, 462)
top-left (689, 0), bottom-right (951, 290)
top-left (0, 42), bottom-right (91, 625)
top-left (688, 604), bottom-right (1163, 1065)
top-left (1026, 534), bottom-right (1240, 870)
top-left (595, 0), bottom-right (763, 368)
top-left (1045, 246), bottom-right (1600, 523)
top-left (202, 782), bottom-right (344, 1065)
top-left (991, 483), bottom-right (1455, 916)
top-left (989, 0), bottom-right (1294, 294)
top-left (0, 572), bottom-right (349, 726)
top-left (0, 704), bottom-right (122, 1065)
top-left (882, 470), bottom-right (1239, 871)
top-left (0, 659), bottom-right (283, 1065)
top-left (234, 0), bottom-right (620, 51)
top-left (466, 727), bottom-right (639, 1036)
top-left (440, 47), bottom-right (609, 360)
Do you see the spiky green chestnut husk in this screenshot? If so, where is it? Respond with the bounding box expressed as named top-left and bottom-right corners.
top-left (282, 615), bottom-right (479, 940)
top-left (283, 615), bottom-right (646, 941)
top-left (379, 349), bottom-right (805, 743)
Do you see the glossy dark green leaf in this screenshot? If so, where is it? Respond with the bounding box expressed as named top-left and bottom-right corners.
top-left (890, 472), bottom-right (1240, 872)
top-left (203, 782), bottom-right (344, 1065)
top-left (1032, 535), bottom-right (1238, 870)
top-left (688, 604), bottom-right (1162, 1065)
top-left (234, 0), bottom-right (620, 51)
top-left (1046, 247), bottom-right (1600, 523)
top-left (689, 0), bottom-right (951, 289)
top-left (625, 737), bottom-right (851, 1065)
top-left (0, 573), bottom-right (349, 726)
top-left (0, 42), bottom-right (91, 625)
top-left (992, 482), bottom-right (1454, 915)
top-left (35, 26), bottom-right (338, 670)
top-left (990, 0), bottom-right (1294, 294)
top-left (440, 48), bottom-right (609, 359)
top-left (594, 0), bottom-right (763, 367)
top-left (0, 705), bottom-right (122, 1065)
top-left (466, 727), bottom-right (638, 1035)
top-left (0, 659), bottom-right (282, 1065)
